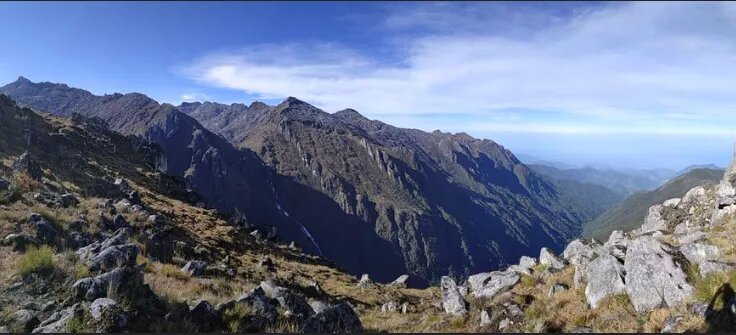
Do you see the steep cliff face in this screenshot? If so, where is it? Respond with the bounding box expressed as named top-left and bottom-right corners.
top-left (182, 97), bottom-right (600, 283)
top-left (2, 78), bottom-right (607, 284)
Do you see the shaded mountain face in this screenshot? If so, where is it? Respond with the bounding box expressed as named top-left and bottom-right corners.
top-left (179, 97), bottom-right (616, 281)
top-left (583, 167), bottom-right (724, 240)
top-left (2, 77), bottom-right (608, 284)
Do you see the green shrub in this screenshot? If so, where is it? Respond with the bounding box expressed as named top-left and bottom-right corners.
top-left (17, 245), bottom-right (55, 276)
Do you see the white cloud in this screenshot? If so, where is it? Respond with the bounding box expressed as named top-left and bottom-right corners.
top-left (181, 2), bottom-right (736, 136)
top-left (180, 92), bottom-right (211, 103)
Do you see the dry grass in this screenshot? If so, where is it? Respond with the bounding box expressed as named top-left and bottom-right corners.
top-left (16, 245), bottom-right (55, 277)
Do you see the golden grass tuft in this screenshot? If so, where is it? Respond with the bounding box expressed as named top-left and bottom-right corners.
top-left (17, 245), bottom-right (55, 276)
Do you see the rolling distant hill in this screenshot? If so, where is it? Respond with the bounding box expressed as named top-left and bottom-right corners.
top-left (583, 167), bottom-right (723, 240)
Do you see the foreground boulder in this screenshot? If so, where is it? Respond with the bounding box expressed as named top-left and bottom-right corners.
top-left (440, 276), bottom-right (467, 316)
top-left (624, 236), bottom-right (693, 312)
top-left (585, 253), bottom-right (626, 308)
top-left (467, 271), bottom-right (520, 298)
top-left (539, 247), bottom-right (566, 270)
top-left (90, 298), bottom-right (127, 332)
top-left (679, 243), bottom-right (719, 265)
top-left (299, 302), bottom-right (363, 333)
top-left (72, 266), bottom-right (145, 301)
top-left (640, 205), bottom-right (667, 234)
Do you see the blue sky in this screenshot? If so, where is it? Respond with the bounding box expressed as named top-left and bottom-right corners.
top-left (1, 2), bottom-right (735, 170)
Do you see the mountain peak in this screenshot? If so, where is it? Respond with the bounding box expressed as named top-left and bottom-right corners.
top-left (280, 96), bottom-right (307, 107)
top-left (15, 76), bottom-right (31, 84)
top-left (334, 108), bottom-right (365, 120)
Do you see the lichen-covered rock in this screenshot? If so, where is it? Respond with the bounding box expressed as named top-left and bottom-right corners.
top-left (72, 266), bottom-right (144, 301)
top-left (468, 271), bottom-right (520, 298)
top-left (675, 231), bottom-right (707, 245)
top-left (28, 213), bottom-right (58, 244)
top-left (10, 309), bottom-right (39, 333)
top-left (440, 276), bottom-right (467, 316)
top-left (518, 256), bottom-right (537, 270)
top-left (88, 243), bottom-right (140, 271)
top-left (299, 302), bottom-right (363, 333)
top-left (260, 280), bottom-right (314, 318)
top-left (624, 236), bottom-right (693, 312)
top-left (715, 181), bottom-right (736, 209)
top-left (563, 239), bottom-right (594, 261)
top-left (680, 186), bottom-right (707, 207)
top-left (181, 260), bottom-right (207, 277)
top-left (90, 298), bottom-right (127, 332)
top-left (640, 204), bottom-right (667, 235)
top-left (585, 253), bottom-right (626, 308)
top-left (679, 243), bottom-right (719, 265)
top-left (663, 198), bottom-right (681, 207)
top-left (32, 304), bottom-right (82, 333)
top-left (539, 247), bottom-right (566, 270)
top-left (698, 261), bottom-right (736, 277)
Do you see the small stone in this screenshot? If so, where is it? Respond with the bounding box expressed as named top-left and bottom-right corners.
top-left (357, 274), bottom-right (371, 289)
top-left (181, 260), bottom-right (207, 277)
top-left (548, 283), bottom-right (568, 297)
top-left (661, 315), bottom-right (683, 333)
top-left (480, 309), bottom-right (491, 327)
top-left (391, 274), bottom-right (410, 288)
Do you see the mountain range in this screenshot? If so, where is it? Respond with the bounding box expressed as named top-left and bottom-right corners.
top-left (1, 77), bottom-right (619, 284)
top-left (583, 167), bottom-right (724, 240)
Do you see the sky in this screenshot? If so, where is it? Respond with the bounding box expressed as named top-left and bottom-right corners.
top-left (1, 1), bottom-right (735, 170)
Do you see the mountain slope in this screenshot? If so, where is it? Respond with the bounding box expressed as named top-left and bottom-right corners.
top-left (583, 167), bottom-right (723, 240)
top-left (2, 77), bottom-right (612, 284)
top-left (180, 97), bottom-right (617, 281)
top-left (528, 164), bottom-right (672, 196)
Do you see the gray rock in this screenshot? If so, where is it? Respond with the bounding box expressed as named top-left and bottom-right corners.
top-left (661, 315), bottom-right (683, 333)
top-left (641, 204), bottom-right (667, 234)
top-left (112, 214), bottom-right (129, 229)
top-left (715, 181), bottom-right (736, 208)
top-left (381, 301), bottom-right (399, 313)
top-left (88, 243), bottom-right (140, 271)
top-left (711, 204), bottom-right (736, 225)
top-left (11, 310), bottom-right (39, 332)
top-left (299, 302), bottom-right (363, 333)
top-left (680, 186), bottom-right (707, 207)
top-left (563, 239), bottom-right (594, 261)
top-left (680, 243), bottom-right (719, 265)
top-left (90, 298), bottom-right (127, 332)
top-left (570, 326), bottom-right (594, 333)
top-left (114, 178), bottom-right (130, 193)
top-left (539, 247), bottom-right (566, 270)
top-left (548, 283), bottom-right (568, 297)
top-left (60, 193), bottom-right (79, 208)
top-left (699, 261), bottom-right (736, 277)
top-left (147, 215), bottom-right (165, 227)
top-left (663, 198), bottom-right (681, 207)
top-left (220, 287), bottom-right (279, 332)
top-left (480, 309), bottom-right (491, 327)
top-left (32, 304), bottom-right (80, 333)
top-left (181, 260), bottom-right (207, 277)
top-left (440, 276), bottom-right (467, 316)
top-left (309, 301), bottom-right (329, 314)
top-left (29, 213), bottom-right (58, 244)
top-left (40, 301), bottom-right (56, 312)
top-left (624, 236), bottom-right (694, 312)
top-left (145, 229), bottom-right (173, 263)
top-left (3, 233), bottom-right (37, 251)
top-left (585, 253), bottom-right (626, 308)
top-left (498, 318), bottom-right (511, 330)
top-left (391, 274), bottom-right (410, 287)
top-left (676, 231), bottom-right (707, 245)
top-left (12, 151), bottom-right (43, 181)
top-left (260, 280), bottom-right (314, 318)
top-left (72, 266), bottom-right (143, 301)
top-left (0, 178), bottom-right (9, 191)
top-left (357, 273), bottom-right (371, 289)
top-left (518, 256), bottom-right (537, 270)
top-left (468, 271), bottom-right (520, 298)
top-left (505, 264), bottom-right (531, 276)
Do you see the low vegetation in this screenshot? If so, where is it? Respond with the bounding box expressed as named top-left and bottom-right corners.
top-left (16, 245), bottom-right (55, 277)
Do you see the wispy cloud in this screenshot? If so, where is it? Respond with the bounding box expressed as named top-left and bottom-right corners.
top-left (180, 2), bottom-right (736, 136)
top-left (180, 92), bottom-right (211, 102)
